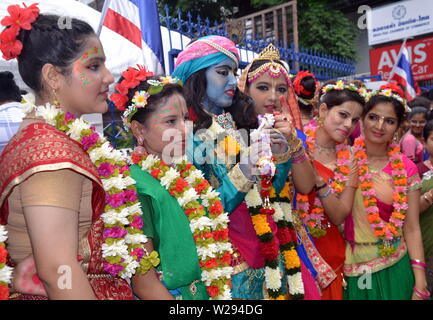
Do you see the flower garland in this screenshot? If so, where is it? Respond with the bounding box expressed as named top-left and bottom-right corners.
top-left (241, 114), bottom-right (283, 299)
top-left (245, 184), bottom-right (285, 300)
top-left (0, 225), bottom-right (13, 300)
top-left (22, 98), bottom-right (157, 279)
top-left (297, 122), bottom-right (351, 238)
top-left (131, 153), bottom-right (233, 300)
top-left (321, 80), bottom-right (370, 102)
top-left (353, 136), bottom-right (408, 257)
top-left (269, 180), bottom-right (304, 299)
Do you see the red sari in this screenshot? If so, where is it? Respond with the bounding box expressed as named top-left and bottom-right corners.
top-left (307, 160), bottom-right (346, 300)
top-left (0, 123), bottom-right (133, 300)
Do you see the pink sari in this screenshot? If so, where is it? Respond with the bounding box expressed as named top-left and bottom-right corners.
top-left (344, 154), bottom-right (421, 276)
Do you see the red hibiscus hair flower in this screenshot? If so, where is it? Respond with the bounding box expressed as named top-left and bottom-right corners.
top-left (0, 3), bottom-right (40, 60)
top-left (293, 70), bottom-right (319, 97)
top-left (1, 3), bottom-right (40, 32)
top-left (121, 65), bottom-right (154, 89)
top-left (110, 65), bottom-right (154, 112)
top-left (0, 27), bottom-right (22, 61)
top-left (110, 92), bottom-right (129, 111)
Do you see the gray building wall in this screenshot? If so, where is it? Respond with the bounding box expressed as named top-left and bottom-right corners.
top-left (347, 11), bottom-right (371, 75)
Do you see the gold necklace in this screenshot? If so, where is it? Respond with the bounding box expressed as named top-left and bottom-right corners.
top-left (314, 142), bottom-right (336, 155)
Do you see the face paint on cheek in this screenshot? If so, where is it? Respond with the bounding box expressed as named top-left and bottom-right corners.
top-left (74, 61), bottom-right (93, 87)
top-left (152, 116), bottom-right (163, 130)
top-left (78, 73), bottom-right (92, 86)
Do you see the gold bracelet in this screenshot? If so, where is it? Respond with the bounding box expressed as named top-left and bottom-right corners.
top-left (290, 139), bottom-right (303, 154)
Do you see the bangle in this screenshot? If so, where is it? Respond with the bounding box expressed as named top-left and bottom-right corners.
top-left (289, 139), bottom-right (303, 154)
top-left (413, 286), bottom-right (431, 300)
top-left (317, 187), bottom-right (331, 199)
top-left (411, 260), bottom-right (427, 269)
top-left (315, 183), bottom-right (327, 191)
top-left (412, 265), bottom-right (426, 272)
top-left (292, 149), bottom-right (307, 164)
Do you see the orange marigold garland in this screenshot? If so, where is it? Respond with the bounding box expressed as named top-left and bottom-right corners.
top-left (353, 137), bottom-right (408, 256)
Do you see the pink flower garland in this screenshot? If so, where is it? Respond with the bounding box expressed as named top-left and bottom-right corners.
top-left (353, 136), bottom-right (408, 256)
top-left (297, 123), bottom-right (350, 237)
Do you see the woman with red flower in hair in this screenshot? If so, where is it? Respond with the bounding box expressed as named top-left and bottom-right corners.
top-left (293, 71), bottom-right (320, 127)
top-left (110, 66), bottom-right (234, 300)
top-left (0, 3), bottom-right (169, 300)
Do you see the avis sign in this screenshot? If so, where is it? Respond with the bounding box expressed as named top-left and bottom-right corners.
top-left (370, 37), bottom-right (433, 82)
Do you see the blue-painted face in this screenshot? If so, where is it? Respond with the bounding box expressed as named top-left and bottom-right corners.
top-left (204, 58), bottom-right (238, 109)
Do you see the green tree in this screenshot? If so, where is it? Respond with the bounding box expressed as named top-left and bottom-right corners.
top-left (158, 0), bottom-right (358, 61)
top-left (297, 0), bottom-right (358, 60)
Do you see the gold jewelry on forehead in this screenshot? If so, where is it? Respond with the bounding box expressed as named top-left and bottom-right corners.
top-left (247, 44), bottom-right (290, 82)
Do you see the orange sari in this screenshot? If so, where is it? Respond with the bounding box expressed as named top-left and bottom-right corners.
top-left (308, 160), bottom-right (346, 300)
top-left (0, 123), bottom-right (134, 300)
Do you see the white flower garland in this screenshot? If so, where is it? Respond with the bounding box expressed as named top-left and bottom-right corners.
top-left (22, 100), bottom-right (152, 279)
top-left (273, 201), bottom-right (305, 297)
top-left (245, 186), bottom-right (284, 298)
top-left (135, 154), bottom-right (233, 299)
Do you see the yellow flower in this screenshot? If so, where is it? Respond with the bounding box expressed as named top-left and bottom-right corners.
top-left (284, 249), bottom-right (300, 269)
top-left (269, 187), bottom-right (277, 198)
top-left (335, 80), bottom-right (345, 89)
top-left (138, 250), bottom-right (160, 274)
top-left (219, 136), bottom-right (240, 156)
top-left (269, 295), bottom-right (286, 300)
top-left (279, 182), bottom-right (292, 200)
top-left (161, 77), bottom-right (171, 84)
top-left (251, 214), bottom-right (272, 235)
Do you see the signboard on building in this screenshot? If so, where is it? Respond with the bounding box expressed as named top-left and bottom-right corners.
top-left (370, 36), bottom-right (433, 81)
top-left (367, 0), bottom-right (433, 46)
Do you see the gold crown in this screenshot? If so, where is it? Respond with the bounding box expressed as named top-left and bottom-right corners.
top-left (255, 43), bottom-right (281, 61)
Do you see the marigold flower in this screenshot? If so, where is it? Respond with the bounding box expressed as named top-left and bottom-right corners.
top-left (251, 214), bottom-right (272, 235)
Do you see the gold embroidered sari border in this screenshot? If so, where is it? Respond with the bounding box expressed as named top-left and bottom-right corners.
top-left (344, 242), bottom-right (407, 277)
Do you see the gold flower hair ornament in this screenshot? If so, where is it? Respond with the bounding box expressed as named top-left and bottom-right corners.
top-left (321, 80), bottom-right (370, 100)
top-left (247, 44), bottom-right (291, 84)
top-left (122, 76), bottom-right (183, 130)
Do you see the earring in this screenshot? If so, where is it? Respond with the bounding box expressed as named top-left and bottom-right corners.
top-left (393, 132), bottom-right (399, 142)
top-left (52, 89), bottom-right (60, 107)
top-left (318, 117), bottom-right (324, 127)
